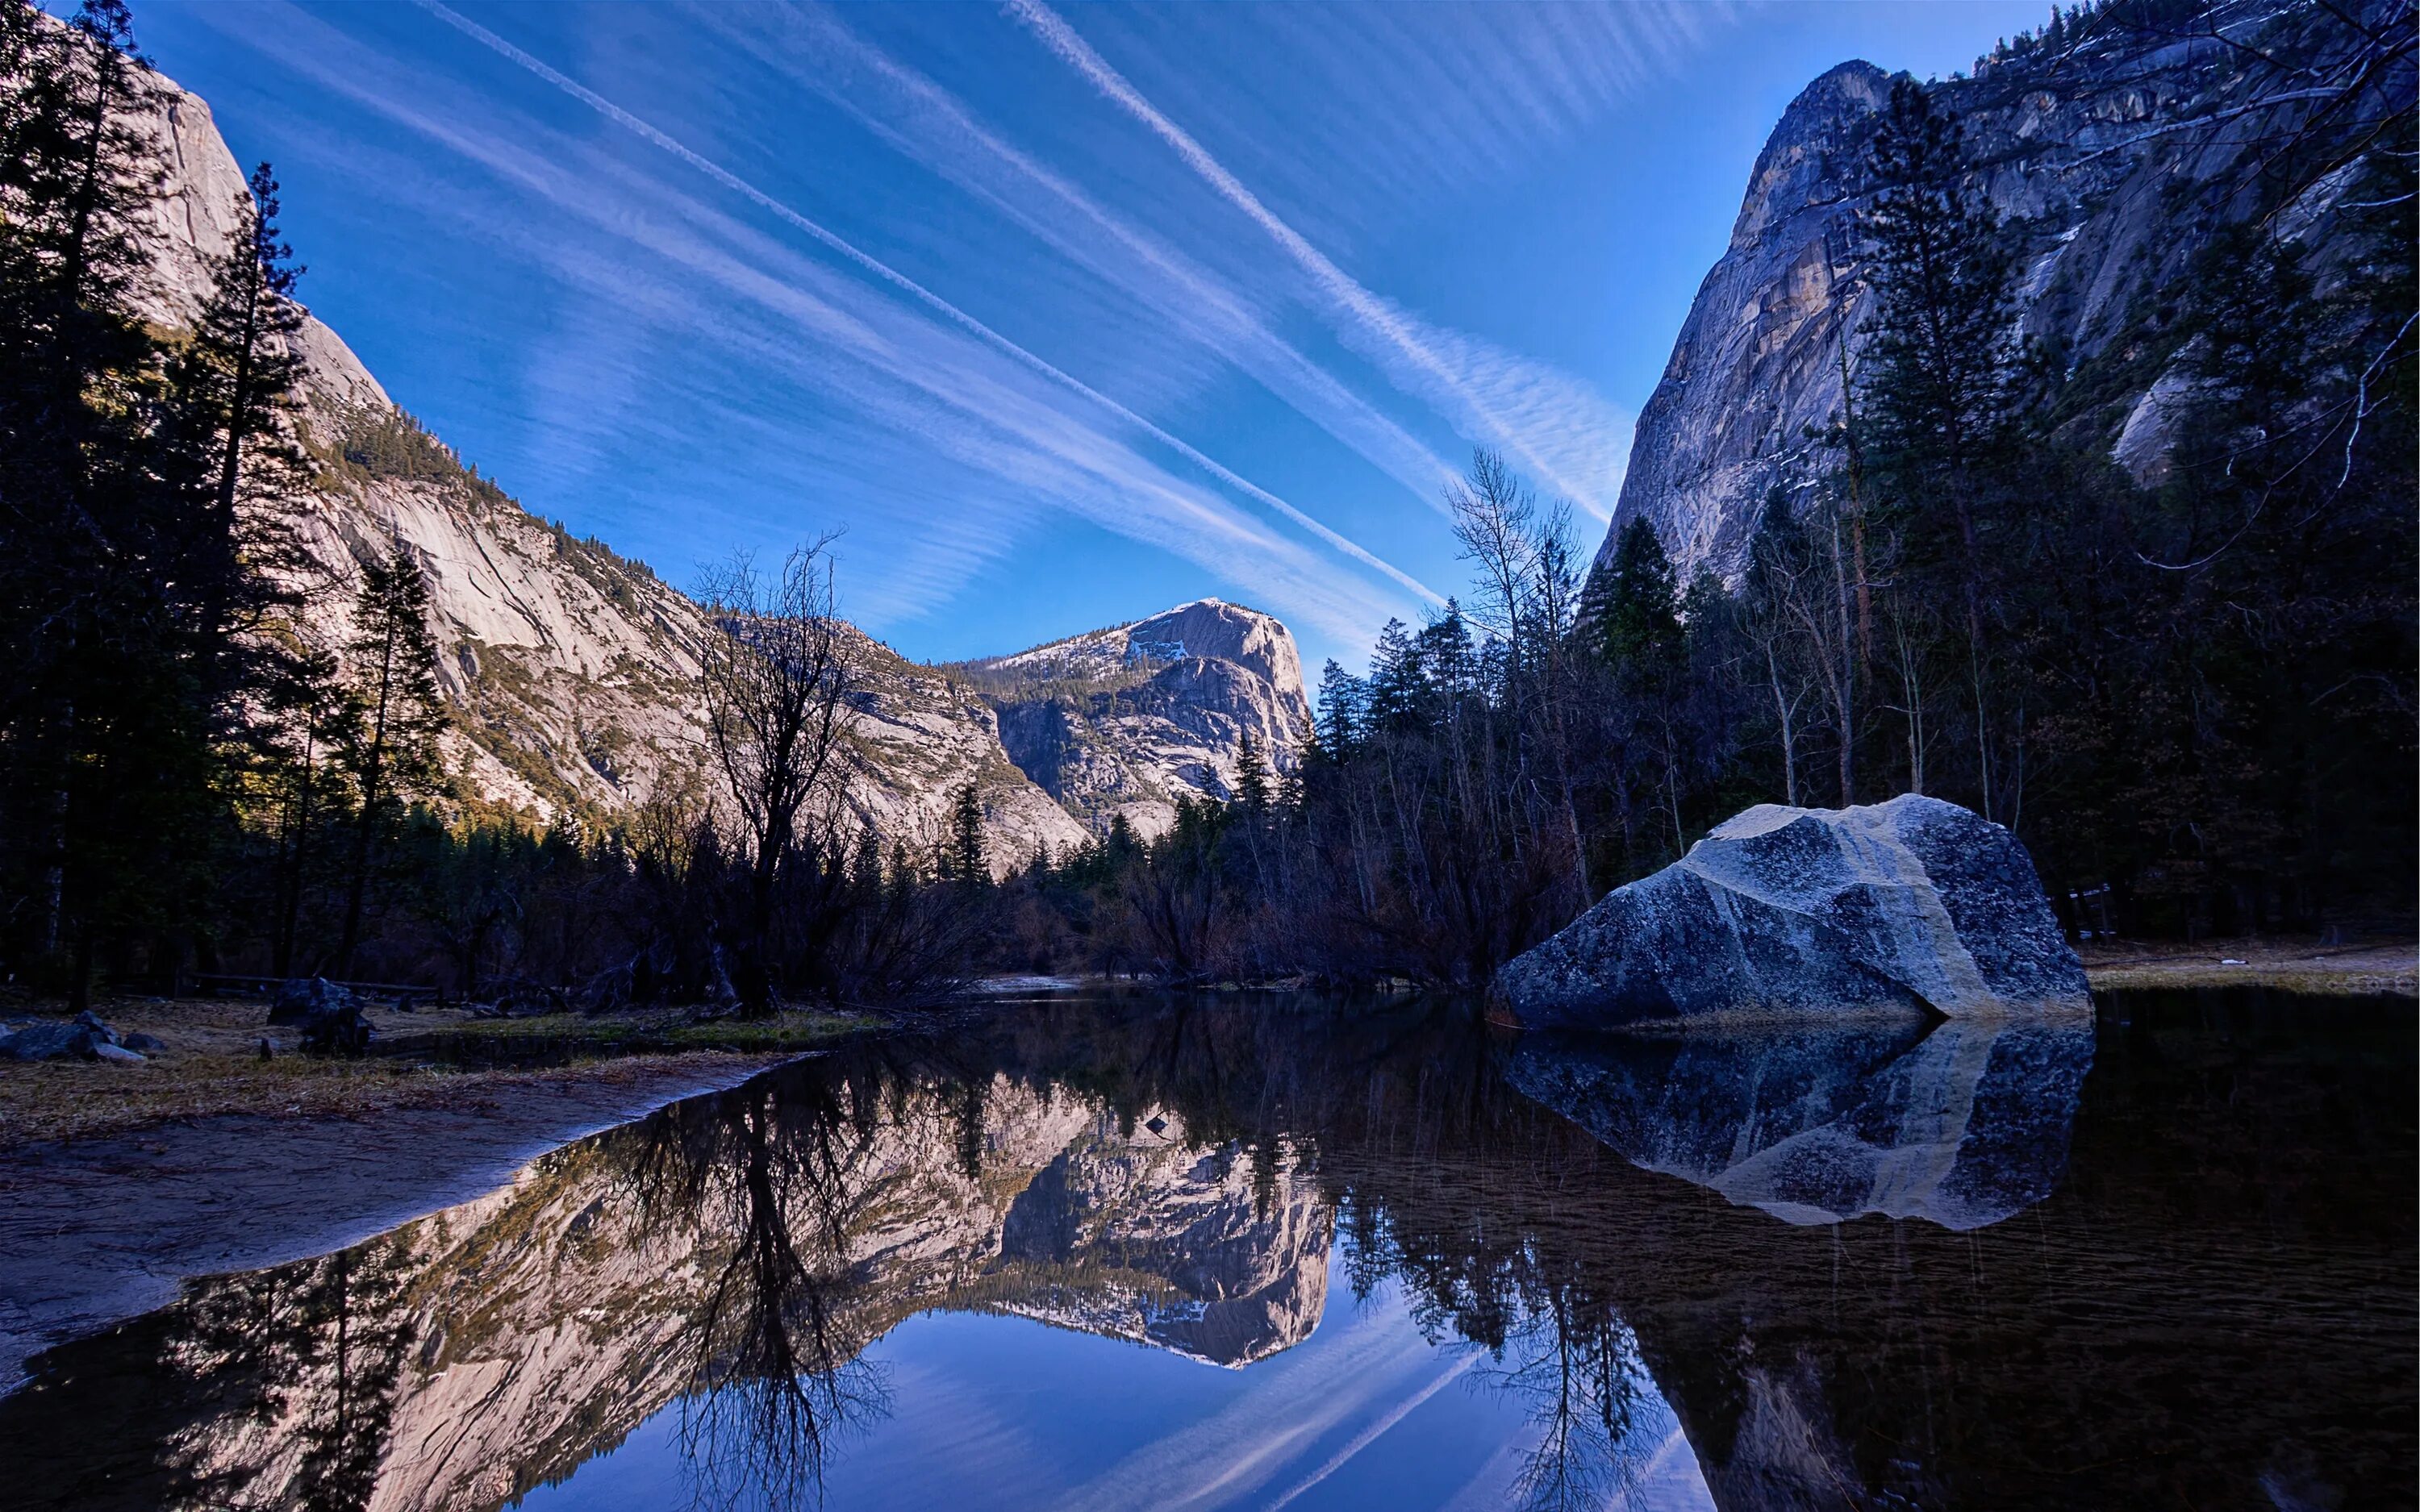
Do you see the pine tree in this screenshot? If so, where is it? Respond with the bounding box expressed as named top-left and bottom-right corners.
top-left (1313, 659), bottom-right (1365, 761)
top-left (1103, 812), bottom-right (1141, 868)
top-left (1232, 731), bottom-right (1272, 813)
top-left (1588, 518), bottom-right (1684, 690)
top-left (1364, 618), bottom-right (1425, 731)
top-left (1858, 77), bottom-right (2017, 817)
top-left (947, 781), bottom-right (988, 885)
top-left (1859, 79), bottom-right (2013, 486)
top-left (332, 544), bottom-right (449, 975)
top-left (162, 160), bottom-right (309, 710)
top-left (0, 1), bottom-right (190, 996)
top-left (1414, 602), bottom-right (1477, 698)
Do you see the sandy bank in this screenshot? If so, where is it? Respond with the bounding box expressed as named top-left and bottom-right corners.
top-left (0, 1053), bottom-right (786, 1396)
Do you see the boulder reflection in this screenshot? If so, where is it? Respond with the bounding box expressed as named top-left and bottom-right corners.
top-left (1505, 1012), bottom-right (2096, 1229)
top-left (0, 992), bottom-right (2406, 1511)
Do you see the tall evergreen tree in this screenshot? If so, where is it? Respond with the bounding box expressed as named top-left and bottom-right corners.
top-left (1364, 619), bottom-right (1425, 732)
top-left (1859, 79), bottom-right (2013, 483)
top-left (946, 781), bottom-right (988, 885)
top-left (1313, 660), bottom-right (1365, 762)
top-left (332, 544), bottom-right (448, 975)
top-left (1586, 518), bottom-right (1684, 690)
top-left (1858, 77), bottom-right (2018, 816)
top-left (1232, 731), bottom-right (1272, 814)
top-left (161, 160), bottom-right (309, 713)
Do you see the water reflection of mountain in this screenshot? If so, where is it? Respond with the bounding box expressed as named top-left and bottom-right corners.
top-left (1505, 1013), bottom-right (2096, 1229)
top-left (0, 992), bottom-right (2410, 1511)
top-left (0, 1040), bottom-right (1333, 1512)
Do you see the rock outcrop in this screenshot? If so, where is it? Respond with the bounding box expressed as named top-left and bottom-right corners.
top-left (953, 599), bottom-right (1313, 837)
top-left (1508, 1014), bottom-right (2096, 1229)
top-left (120, 72), bottom-right (1299, 860)
top-left (1600, 0), bottom-right (2413, 582)
top-left (1492, 793), bottom-right (2089, 1028)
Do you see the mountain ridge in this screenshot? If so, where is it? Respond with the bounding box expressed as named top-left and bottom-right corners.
top-left (127, 71), bottom-right (1306, 863)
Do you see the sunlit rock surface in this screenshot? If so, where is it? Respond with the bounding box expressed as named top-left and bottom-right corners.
top-left (121, 75), bottom-right (1300, 853)
top-left (1493, 794), bottom-right (2089, 1028)
top-left (960, 599), bottom-right (1313, 839)
top-left (1508, 1014), bottom-right (2095, 1230)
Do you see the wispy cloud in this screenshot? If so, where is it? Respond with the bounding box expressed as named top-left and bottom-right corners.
top-left (186, 1), bottom-right (1433, 646)
top-left (684, 0), bottom-right (1471, 519)
top-left (1006, 0), bottom-right (1637, 520)
top-left (1051, 1297), bottom-right (1442, 1512)
top-left (407, 0), bottom-right (1442, 607)
top-left (1262, 1351), bottom-right (1478, 1510)
top-left (1067, 3), bottom-right (1730, 244)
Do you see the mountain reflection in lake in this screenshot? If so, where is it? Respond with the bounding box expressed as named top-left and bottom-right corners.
top-left (1, 990), bottom-right (2410, 1511)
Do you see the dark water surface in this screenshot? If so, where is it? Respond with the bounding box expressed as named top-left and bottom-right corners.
top-left (2, 989), bottom-right (2410, 1510)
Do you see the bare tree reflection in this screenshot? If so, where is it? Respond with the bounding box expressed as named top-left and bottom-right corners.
top-left (1482, 1285), bottom-right (1657, 1512)
top-left (612, 1056), bottom-right (912, 1510)
top-left (679, 1092), bottom-right (889, 1510)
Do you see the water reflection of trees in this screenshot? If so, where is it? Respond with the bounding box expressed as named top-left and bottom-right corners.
top-left (984, 991), bottom-right (2415, 1511)
top-left (614, 1053), bottom-right (924, 1510)
top-left (0, 992), bottom-right (2405, 1512)
top-left (171, 1236), bottom-right (420, 1512)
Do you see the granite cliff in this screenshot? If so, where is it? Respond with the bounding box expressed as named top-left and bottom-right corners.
top-left (127, 72), bottom-right (1306, 861)
top-left (1600, 0), bottom-right (2414, 581)
top-left (952, 599), bottom-right (1314, 838)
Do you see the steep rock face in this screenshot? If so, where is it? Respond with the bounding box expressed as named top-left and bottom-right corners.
top-left (958, 599), bottom-right (1314, 839)
top-left (1492, 794), bottom-right (2089, 1028)
top-left (1600, 0), bottom-right (2411, 581)
top-left (123, 74), bottom-right (1253, 865)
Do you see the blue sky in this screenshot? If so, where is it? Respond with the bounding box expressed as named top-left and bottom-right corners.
top-left (135, 1), bottom-right (2051, 672)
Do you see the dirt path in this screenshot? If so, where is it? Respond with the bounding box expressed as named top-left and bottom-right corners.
top-left (0, 1056), bottom-right (785, 1396)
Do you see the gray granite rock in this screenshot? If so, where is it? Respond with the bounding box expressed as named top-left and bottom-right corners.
top-left (266, 977), bottom-right (352, 1026)
top-left (1493, 793), bottom-right (2088, 1028)
top-left (0, 1010), bottom-right (122, 1061)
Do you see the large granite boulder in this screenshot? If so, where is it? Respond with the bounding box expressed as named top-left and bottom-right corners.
top-left (1493, 794), bottom-right (2088, 1028)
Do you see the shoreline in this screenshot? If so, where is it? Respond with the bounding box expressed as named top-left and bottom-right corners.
top-left (0, 1053), bottom-right (795, 1397)
top-left (0, 956), bottom-right (2406, 1399)
top-left (2078, 939), bottom-right (2416, 997)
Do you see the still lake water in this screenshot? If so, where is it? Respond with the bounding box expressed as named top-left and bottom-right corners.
top-left (2, 989), bottom-right (2411, 1510)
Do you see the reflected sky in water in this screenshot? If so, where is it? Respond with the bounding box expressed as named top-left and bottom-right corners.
top-left (524, 1246), bottom-right (1713, 1512)
top-left (0, 989), bottom-right (2410, 1512)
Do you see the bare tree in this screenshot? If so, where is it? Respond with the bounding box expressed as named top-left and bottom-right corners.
top-left (697, 538), bottom-right (859, 1018)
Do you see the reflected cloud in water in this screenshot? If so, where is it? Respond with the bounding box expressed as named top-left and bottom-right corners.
top-left (0, 992), bottom-right (2405, 1512)
top-left (1505, 1013), bottom-right (2097, 1230)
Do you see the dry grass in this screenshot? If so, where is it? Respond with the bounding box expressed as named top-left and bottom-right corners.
top-left (2080, 939), bottom-right (2417, 997)
top-left (0, 994), bottom-right (863, 1148)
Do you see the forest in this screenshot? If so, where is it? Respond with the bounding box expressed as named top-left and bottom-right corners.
top-left (0, 0), bottom-right (2410, 1010)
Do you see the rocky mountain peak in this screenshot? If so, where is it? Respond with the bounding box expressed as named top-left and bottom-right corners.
top-left (1731, 60), bottom-right (1891, 250)
top-left (955, 600), bottom-right (1314, 839)
top-left (1598, 0), bottom-right (2406, 585)
top-left (115, 61), bottom-right (1312, 863)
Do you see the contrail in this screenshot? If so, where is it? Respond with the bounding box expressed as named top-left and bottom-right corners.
top-left (1262, 1352), bottom-right (1479, 1510)
top-left (408, 0), bottom-right (1443, 606)
top-left (1005, 0), bottom-right (1614, 515)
